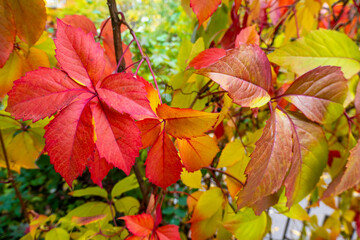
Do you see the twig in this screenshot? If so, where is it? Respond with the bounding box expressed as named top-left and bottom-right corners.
top-left (0, 130), bottom-right (29, 222)
top-left (189, 80), bottom-right (212, 108)
top-left (107, 0), bottom-right (125, 72)
top-left (204, 167), bottom-right (244, 186)
top-left (133, 161), bottom-right (148, 207)
top-left (167, 190), bottom-right (198, 201)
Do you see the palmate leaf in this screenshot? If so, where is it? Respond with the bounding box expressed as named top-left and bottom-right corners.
top-left (7, 19), bottom-right (153, 186)
top-left (322, 139), bottom-right (360, 199)
top-left (196, 45), bottom-right (272, 108)
top-left (282, 66), bottom-right (348, 124)
top-left (268, 29), bottom-right (360, 79)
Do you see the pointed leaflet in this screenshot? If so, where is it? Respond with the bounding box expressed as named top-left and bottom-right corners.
top-left (268, 29), bottom-right (360, 79)
top-left (136, 118), bottom-right (162, 149)
top-left (282, 66), bottom-right (348, 124)
top-left (121, 214), bottom-right (154, 237)
top-left (188, 48), bottom-right (226, 70)
top-left (92, 102), bottom-right (141, 175)
top-left (196, 45), bottom-right (272, 108)
top-left (235, 26), bottom-right (260, 46)
top-left (177, 136), bottom-right (219, 172)
top-left (137, 76), bottom-right (161, 113)
top-left (7, 68), bottom-right (88, 122)
top-left (0, 0), bottom-right (15, 68)
top-left (145, 130), bottom-right (183, 188)
top-left (88, 147), bottom-right (113, 188)
top-left (284, 113), bottom-right (328, 206)
top-left (45, 97), bottom-right (94, 186)
top-left (322, 139), bottom-right (360, 199)
top-left (97, 73), bottom-right (155, 120)
top-left (61, 15), bottom-right (97, 36)
top-left (155, 225), bottom-right (181, 240)
top-left (8, 0), bottom-right (46, 47)
top-left (237, 108), bottom-right (293, 209)
top-left (156, 104), bottom-right (219, 139)
top-left (190, 0), bottom-right (222, 27)
top-left (55, 19), bottom-right (107, 88)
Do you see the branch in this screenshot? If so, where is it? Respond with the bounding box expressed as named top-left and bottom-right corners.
top-left (0, 130), bottom-right (29, 222)
top-left (107, 0), bottom-right (125, 72)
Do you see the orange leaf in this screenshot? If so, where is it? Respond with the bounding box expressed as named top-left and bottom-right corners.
top-left (156, 104), bottom-right (219, 139)
top-left (235, 25), bottom-right (260, 46)
top-left (121, 213), bottom-right (154, 237)
top-left (0, 0), bottom-right (15, 68)
top-left (190, 0), bottom-right (222, 27)
top-left (136, 119), bottom-right (162, 149)
top-left (177, 136), bottom-right (219, 172)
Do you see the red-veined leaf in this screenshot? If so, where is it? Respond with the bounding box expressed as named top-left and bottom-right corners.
top-left (145, 130), bottom-right (183, 188)
top-left (190, 0), bottom-right (222, 27)
top-left (45, 97), bottom-right (94, 186)
top-left (91, 102), bottom-right (141, 175)
top-left (121, 213), bottom-right (154, 237)
top-left (282, 66), bottom-right (348, 124)
top-left (97, 73), bottom-right (155, 120)
top-left (8, 0), bottom-right (46, 46)
top-left (322, 139), bottom-right (360, 199)
top-left (188, 48), bottom-right (226, 70)
top-left (237, 108), bottom-right (293, 209)
top-left (177, 136), bottom-right (219, 172)
top-left (136, 118), bottom-right (162, 149)
top-left (7, 68), bottom-right (88, 122)
top-left (156, 104), bottom-right (219, 139)
top-left (196, 45), bottom-right (272, 108)
top-left (0, 0), bottom-right (15, 68)
top-left (155, 225), bottom-right (181, 240)
top-left (62, 15), bottom-right (97, 36)
top-left (55, 19), bottom-right (107, 88)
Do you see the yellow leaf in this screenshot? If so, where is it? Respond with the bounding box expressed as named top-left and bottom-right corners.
top-left (178, 135), bottom-right (219, 171)
top-left (0, 52), bottom-right (24, 97)
top-left (225, 157), bottom-right (249, 198)
top-left (181, 168), bottom-right (202, 189)
top-left (218, 139), bottom-right (245, 168)
top-left (190, 188), bottom-right (224, 222)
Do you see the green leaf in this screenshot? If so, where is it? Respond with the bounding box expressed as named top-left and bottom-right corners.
top-left (114, 196), bottom-right (140, 215)
top-left (268, 29), bottom-right (360, 79)
top-left (69, 186), bottom-right (108, 199)
top-left (223, 208), bottom-right (268, 240)
top-left (45, 228), bottom-right (70, 240)
top-left (111, 174), bottom-right (139, 198)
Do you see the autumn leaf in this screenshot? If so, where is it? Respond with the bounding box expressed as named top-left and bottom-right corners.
top-left (7, 19), bottom-right (152, 186)
top-left (237, 108), bottom-right (294, 209)
top-left (190, 0), bottom-right (222, 27)
top-left (145, 129), bottom-right (183, 188)
top-left (0, 0), bottom-right (15, 68)
top-left (282, 66), bottom-right (348, 124)
top-left (268, 29), bottom-right (360, 79)
top-left (188, 48), bottom-right (226, 70)
top-left (196, 45), bottom-right (272, 108)
top-left (177, 135), bottom-right (219, 172)
top-left (136, 118), bottom-right (162, 149)
top-left (235, 26), bottom-right (260, 46)
top-left (156, 104), bottom-right (219, 138)
top-left (62, 15), bottom-right (97, 36)
top-left (322, 139), bottom-right (360, 199)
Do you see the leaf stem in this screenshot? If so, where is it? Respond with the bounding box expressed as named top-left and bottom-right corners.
top-left (204, 167), bottom-right (244, 186)
top-left (166, 190), bottom-right (198, 201)
top-left (0, 130), bottom-right (29, 223)
top-left (116, 39), bottom-right (134, 72)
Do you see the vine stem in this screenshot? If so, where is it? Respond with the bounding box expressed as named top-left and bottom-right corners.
top-left (107, 0), bottom-right (125, 72)
top-left (204, 167), bottom-right (244, 186)
top-left (0, 130), bottom-right (29, 223)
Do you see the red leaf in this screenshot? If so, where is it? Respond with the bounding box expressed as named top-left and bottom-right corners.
top-left (55, 19), bottom-right (107, 88)
top-left (145, 130), bottom-right (183, 188)
top-left (155, 225), bottom-right (181, 240)
top-left (88, 147), bottom-right (113, 188)
top-left (45, 97), bottom-right (95, 186)
top-left (322, 139), bottom-right (360, 199)
top-left (7, 68), bottom-right (88, 122)
top-left (237, 108), bottom-right (293, 208)
top-left (197, 45), bottom-right (272, 108)
top-left (235, 26), bottom-right (260, 46)
top-left (190, 0), bottom-right (222, 27)
top-left (355, 81), bottom-right (360, 117)
top-left (283, 66), bottom-right (348, 124)
top-left (121, 213), bottom-right (154, 237)
top-left (188, 48), bottom-right (226, 70)
top-left (0, 1), bottom-right (15, 68)
top-left (136, 119), bottom-right (162, 149)
top-left (62, 15), bottom-right (97, 36)
top-left (91, 102), bottom-right (141, 175)
top-left (97, 73), bottom-right (155, 120)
